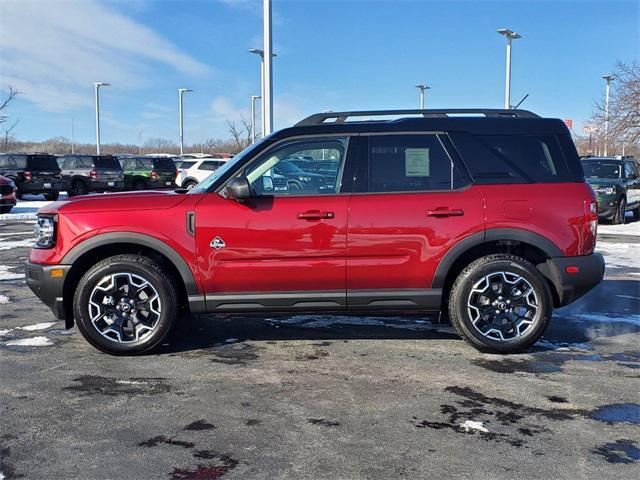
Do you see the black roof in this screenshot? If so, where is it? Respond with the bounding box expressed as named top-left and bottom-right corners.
top-left (271, 109), bottom-right (570, 140)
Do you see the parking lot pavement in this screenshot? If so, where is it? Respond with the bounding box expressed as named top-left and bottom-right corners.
top-left (1, 219), bottom-right (639, 480)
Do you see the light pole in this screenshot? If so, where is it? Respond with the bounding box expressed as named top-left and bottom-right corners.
top-left (178, 88), bottom-right (193, 155)
top-left (602, 74), bottom-right (614, 156)
top-left (497, 28), bottom-right (521, 109)
top-left (251, 95), bottom-right (261, 143)
top-left (93, 82), bottom-right (110, 154)
top-left (414, 84), bottom-right (430, 109)
top-left (249, 48), bottom-right (277, 137)
top-left (263, 0), bottom-right (273, 135)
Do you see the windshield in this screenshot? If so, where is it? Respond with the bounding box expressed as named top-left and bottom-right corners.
top-left (28, 155), bottom-right (60, 171)
top-left (189, 137), bottom-right (270, 194)
top-left (275, 160), bottom-right (303, 174)
top-left (583, 162), bottom-right (621, 179)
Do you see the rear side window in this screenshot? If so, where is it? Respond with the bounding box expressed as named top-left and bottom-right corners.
top-left (0, 155), bottom-right (12, 168)
top-left (367, 135), bottom-right (454, 192)
top-left (451, 133), bottom-right (571, 183)
top-left (12, 155), bottom-right (27, 169)
top-left (199, 161), bottom-right (224, 171)
top-left (176, 160), bottom-right (196, 169)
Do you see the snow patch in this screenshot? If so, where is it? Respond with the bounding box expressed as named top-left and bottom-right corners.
top-left (598, 220), bottom-right (640, 236)
top-left (4, 336), bottom-right (53, 347)
top-left (557, 312), bottom-right (640, 326)
top-left (0, 294), bottom-right (9, 304)
top-left (225, 338), bottom-right (239, 343)
top-left (18, 322), bottom-right (58, 331)
top-left (459, 420), bottom-right (489, 433)
top-left (0, 265), bottom-right (23, 281)
top-left (596, 241), bottom-right (640, 271)
top-left (0, 239), bottom-right (34, 250)
top-left (536, 338), bottom-right (593, 351)
top-left (0, 329), bottom-right (12, 336)
top-left (115, 379), bottom-right (147, 385)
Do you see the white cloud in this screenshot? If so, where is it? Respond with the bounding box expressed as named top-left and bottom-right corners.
top-left (0, 0), bottom-right (211, 111)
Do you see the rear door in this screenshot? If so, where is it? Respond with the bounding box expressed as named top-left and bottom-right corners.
top-left (195, 135), bottom-right (355, 312)
top-left (624, 161), bottom-right (640, 207)
top-left (346, 133), bottom-right (485, 311)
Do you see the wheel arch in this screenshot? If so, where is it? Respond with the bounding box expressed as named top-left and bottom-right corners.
top-left (433, 228), bottom-right (564, 310)
top-left (61, 232), bottom-right (200, 328)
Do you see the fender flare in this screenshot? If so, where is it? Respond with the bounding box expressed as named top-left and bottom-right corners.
top-left (61, 232), bottom-right (199, 295)
top-left (431, 228), bottom-right (563, 288)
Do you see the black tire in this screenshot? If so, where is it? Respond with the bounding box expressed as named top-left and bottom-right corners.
top-left (0, 205), bottom-right (12, 214)
top-left (69, 180), bottom-right (88, 197)
top-left (133, 180), bottom-right (147, 191)
top-left (287, 180), bottom-right (302, 191)
top-left (448, 254), bottom-right (552, 354)
top-left (612, 197), bottom-right (626, 225)
top-left (43, 191), bottom-right (59, 201)
top-left (632, 206), bottom-right (640, 222)
top-left (183, 180), bottom-right (198, 190)
top-left (73, 254), bottom-right (180, 355)
top-left (15, 189), bottom-right (23, 200)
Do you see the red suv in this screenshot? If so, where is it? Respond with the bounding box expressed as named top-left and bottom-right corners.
top-left (26, 109), bottom-right (604, 355)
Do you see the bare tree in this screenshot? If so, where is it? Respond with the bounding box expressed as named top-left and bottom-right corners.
top-left (593, 61), bottom-right (640, 155)
top-left (3, 118), bottom-right (19, 149)
top-left (227, 120), bottom-right (246, 153)
top-left (0, 86), bottom-right (19, 126)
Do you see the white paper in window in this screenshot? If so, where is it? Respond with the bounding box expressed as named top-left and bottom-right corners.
top-left (405, 148), bottom-right (430, 177)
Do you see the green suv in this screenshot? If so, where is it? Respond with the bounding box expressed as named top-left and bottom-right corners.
top-left (582, 156), bottom-right (640, 224)
top-left (119, 157), bottom-right (177, 191)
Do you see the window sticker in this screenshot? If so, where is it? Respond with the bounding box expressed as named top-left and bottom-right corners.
top-left (405, 148), bottom-right (430, 177)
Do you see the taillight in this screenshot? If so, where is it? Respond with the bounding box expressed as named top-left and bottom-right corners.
top-left (24, 171), bottom-right (32, 182)
top-left (588, 199), bottom-right (597, 237)
top-left (583, 199), bottom-right (598, 254)
top-left (151, 171), bottom-right (159, 181)
top-left (90, 170), bottom-right (98, 180)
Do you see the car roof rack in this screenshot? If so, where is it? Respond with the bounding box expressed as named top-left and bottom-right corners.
top-left (295, 109), bottom-right (540, 126)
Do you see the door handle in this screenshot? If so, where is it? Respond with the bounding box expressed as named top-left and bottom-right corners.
top-left (427, 208), bottom-right (464, 217)
top-left (298, 210), bottom-right (334, 220)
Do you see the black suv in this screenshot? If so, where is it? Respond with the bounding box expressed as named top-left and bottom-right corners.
top-left (0, 153), bottom-right (64, 200)
top-left (582, 156), bottom-right (640, 223)
top-left (59, 155), bottom-right (125, 197)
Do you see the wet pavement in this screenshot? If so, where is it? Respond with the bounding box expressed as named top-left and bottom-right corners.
top-left (1, 219), bottom-right (639, 479)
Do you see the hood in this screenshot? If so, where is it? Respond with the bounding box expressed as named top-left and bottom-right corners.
top-left (39, 190), bottom-right (189, 215)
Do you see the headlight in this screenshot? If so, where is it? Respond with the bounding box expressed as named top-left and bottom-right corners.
top-left (299, 176), bottom-right (312, 182)
top-left (596, 186), bottom-right (615, 195)
top-left (34, 216), bottom-right (56, 249)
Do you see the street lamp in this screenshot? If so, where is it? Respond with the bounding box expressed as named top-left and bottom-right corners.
top-left (93, 82), bottom-right (110, 154)
top-left (414, 84), bottom-right (430, 109)
top-left (602, 74), bottom-right (614, 156)
top-left (178, 88), bottom-right (193, 155)
top-left (497, 28), bottom-right (521, 109)
top-left (251, 95), bottom-right (261, 143)
top-left (249, 47), bottom-right (277, 137)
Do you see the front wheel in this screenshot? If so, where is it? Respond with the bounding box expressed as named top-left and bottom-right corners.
top-left (612, 197), bottom-right (626, 224)
top-left (69, 181), bottom-right (88, 197)
top-left (43, 191), bottom-right (59, 201)
top-left (73, 254), bottom-right (180, 355)
top-left (448, 254), bottom-right (552, 354)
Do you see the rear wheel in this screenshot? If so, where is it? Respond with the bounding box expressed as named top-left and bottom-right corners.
top-left (43, 191), bottom-right (59, 201)
top-left (448, 254), bottom-right (552, 354)
top-left (133, 180), bottom-right (147, 191)
top-left (74, 254), bottom-right (180, 355)
top-left (183, 180), bottom-right (198, 190)
top-left (15, 189), bottom-right (23, 200)
top-left (69, 181), bottom-right (88, 197)
top-left (0, 205), bottom-right (12, 214)
top-left (612, 197), bottom-right (626, 224)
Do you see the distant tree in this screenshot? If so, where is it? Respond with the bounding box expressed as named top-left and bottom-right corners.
top-left (142, 138), bottom-right (179, 154)
top-left (0, 86), bottom-right (19, 127)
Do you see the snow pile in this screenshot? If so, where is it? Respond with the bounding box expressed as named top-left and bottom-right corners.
top-left (0, 265), bottom-right (23, 281)
top-left (459, 420), bottom-right (489, 433)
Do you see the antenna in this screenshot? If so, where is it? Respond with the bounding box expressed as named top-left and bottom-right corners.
top-left (513, 94), bottom-right (529, 110)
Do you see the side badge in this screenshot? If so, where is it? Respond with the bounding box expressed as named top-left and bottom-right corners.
top-left (210, 236), bottom-right (226, 249)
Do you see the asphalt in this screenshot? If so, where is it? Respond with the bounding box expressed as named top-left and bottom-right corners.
top-left (1, 219), bottom-right (639, 480)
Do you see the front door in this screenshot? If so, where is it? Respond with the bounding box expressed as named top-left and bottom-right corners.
top-left (346, 134), bottom-right (485, 311)
top-left (195, 136), bottom-right (355, 312)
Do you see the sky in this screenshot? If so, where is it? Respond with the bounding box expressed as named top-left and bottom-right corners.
top-left (0, 0), bottom-right (638, 146)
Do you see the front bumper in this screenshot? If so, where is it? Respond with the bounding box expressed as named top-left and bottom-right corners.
top-left (538, 253), bottom-right (605, 307)
top-left (25, 262), bottom-right (71, 322)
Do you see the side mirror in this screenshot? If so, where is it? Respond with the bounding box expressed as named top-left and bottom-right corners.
top-left (225, 177), bottom-right (251, 200)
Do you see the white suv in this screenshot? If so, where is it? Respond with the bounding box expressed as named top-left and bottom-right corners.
top-left (176, 158), bottom-right (228, 189)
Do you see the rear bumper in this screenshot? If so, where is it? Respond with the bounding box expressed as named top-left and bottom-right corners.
top-left (89, 180), bottom-right (125, 191)
top-left (20, 181), bottom-right (66, 193)
top-left (25, 262), bottom-right (70, 321)
top-left (539, 253), bottom-right (605, 307)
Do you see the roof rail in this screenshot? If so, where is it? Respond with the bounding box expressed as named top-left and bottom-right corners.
top-left (295, 109), bottom-right (540, 126)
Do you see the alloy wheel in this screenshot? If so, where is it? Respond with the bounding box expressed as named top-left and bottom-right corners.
top-left (466, 271), bottom-right (538, 342)
top-left (88, 272), bottom-right (162, 343)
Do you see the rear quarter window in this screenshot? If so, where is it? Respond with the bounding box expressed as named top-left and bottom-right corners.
top-left (450, 133), bottom-right (573, 183)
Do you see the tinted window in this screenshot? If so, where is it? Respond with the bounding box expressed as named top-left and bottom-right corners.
top-left (13, 155), bottom-right (27, 169)
top-left (557, 134), bottom-right (584, 181)
top-left (94, 156), bottom-right (121, 169)
top-left (367, 135), bottom-right (452, 192)
top-left (199, 161), bottom-right (224, 171)
top-left (582, 161), bottom-right (621, 179)
top-left (245, 137), bottom-right (348, 196)
top-left (27, 155), bottom-right (59, 171)
top-left (153, 158), bottom-right (176, 171)
top-left (138, 158), bottom-right (153, 169)
top-left (451, 133), bottom-right (571, 183)
top-left (175, 160), bottom-right (196, 169)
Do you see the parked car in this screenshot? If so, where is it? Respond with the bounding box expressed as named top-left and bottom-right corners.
top-left (0, 153), bottom-right (64, 200)
top-left (0, 175), bottom-right (17, 213)
top-left (176, 158), bottom-right (228, 189)
top-left (581, 156), bottom-right (640, 223)
top-left (59, 155), bottom-right (125, 197)
top-left (119, 157), bottom-right (177, 190)
top-left (27, 108), bottom-right (604, 356)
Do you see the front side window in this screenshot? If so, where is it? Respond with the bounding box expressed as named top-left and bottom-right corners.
top-left (367, 135), bottom-right (453, 192)
top-left (245, 137), bottom-right (348, 196)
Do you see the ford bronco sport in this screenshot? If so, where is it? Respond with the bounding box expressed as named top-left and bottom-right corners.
top-left (26, 109), bottom-right (605, 355)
